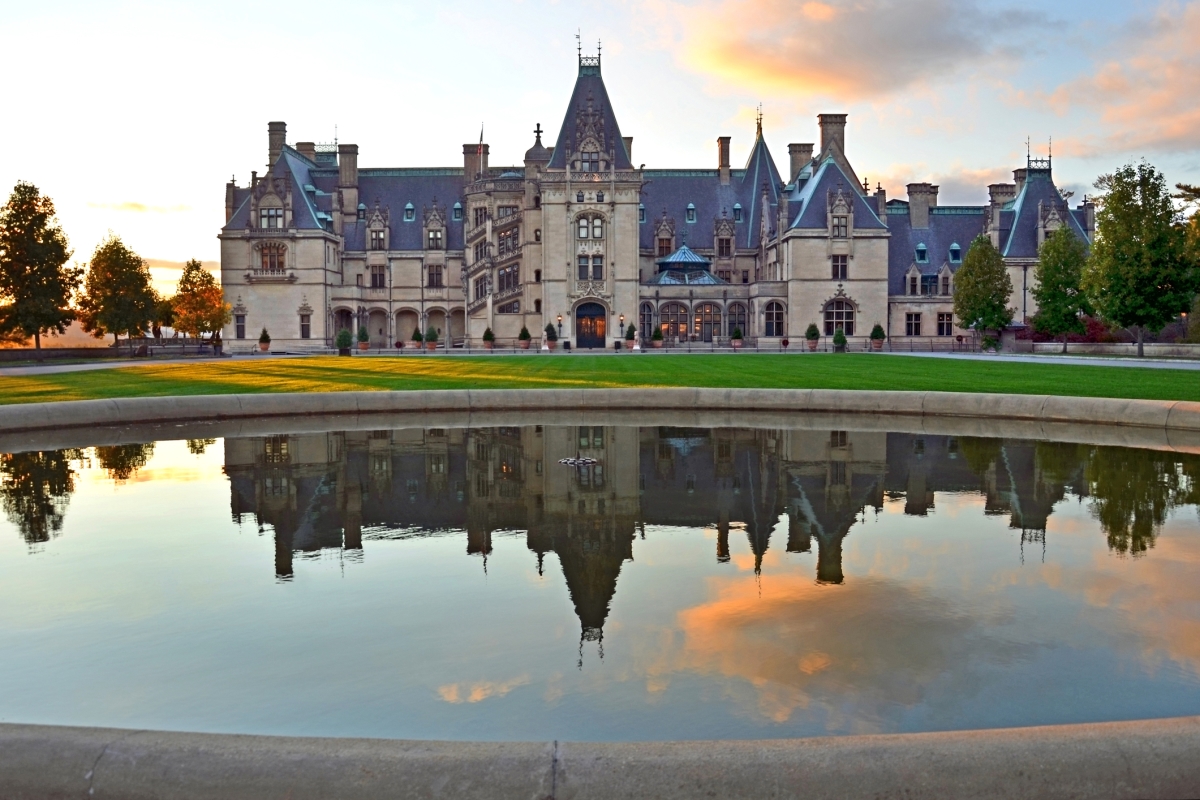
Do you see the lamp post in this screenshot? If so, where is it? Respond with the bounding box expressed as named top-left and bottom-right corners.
top-left (557, 314), bottom-right (563, 339)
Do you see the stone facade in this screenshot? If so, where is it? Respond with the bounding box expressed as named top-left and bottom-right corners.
top-left (219, 53), bottom-right (1093, 352)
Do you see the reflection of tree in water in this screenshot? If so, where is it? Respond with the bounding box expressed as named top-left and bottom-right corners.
top-left (1086, 446), bottom-right (1198, 556)
top-left (0, 450), bottom-right (80, 545)
top-left (959, 437), bottom-right (1003, 477)
top-left (95, 443), bottom-right (155, 483)
top-left (186, 438), bottom-right (216, 455)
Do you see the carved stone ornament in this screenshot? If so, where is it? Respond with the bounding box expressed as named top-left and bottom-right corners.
top-left (714, 215), bottom-right (736, 239)
top-left (655, 213), bottom-right (676, 239)
top-left (423, 200), bottom-right (447, 228)
top-left (574, 92), bottom-right (608, 152)
top-left (232, 296), bottom-right (248, 315)
top-left (572, 280), bottom-right (610, 299)
top-left (298, 296), bottom-right (314, 316)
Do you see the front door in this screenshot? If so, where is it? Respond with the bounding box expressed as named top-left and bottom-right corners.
top-left (575, 303), bottom-right (607, 349)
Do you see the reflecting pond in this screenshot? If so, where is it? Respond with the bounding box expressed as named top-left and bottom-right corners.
top-left (1, 426), bottom-right (1199, 742)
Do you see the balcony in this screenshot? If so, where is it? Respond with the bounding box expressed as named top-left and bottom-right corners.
top-left (245, 267), bottom-right (296, 284)
top-left (492, 210), bottom-right (521, 231)
top-left (494, 244), bottom-right (522, 265)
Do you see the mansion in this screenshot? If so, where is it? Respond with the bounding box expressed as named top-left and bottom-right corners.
top-left (219, 51), bottom-right (1094, 351)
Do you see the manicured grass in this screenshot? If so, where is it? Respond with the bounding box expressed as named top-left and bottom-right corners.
top-left (0, 353), bottom-right (1197, 405)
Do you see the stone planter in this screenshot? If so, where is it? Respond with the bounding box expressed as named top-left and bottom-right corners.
top-left (483, 341), bottom-right (494, 350)
top-left (259, 342), bottom-right (270, 352)
top-left (834, 343), bottom-right (846, 353)
top-left (338, 348), bottom-right (351, 357)
top-left (425, 341), bottom-right (437, 351)
top-left (357, 342), bottom-right (369, 352)
top-left (520, 340), bottom-right (531, 349)
top-left (653, 340), bottom-right (663, 348)
top-left (625, 339), bottom-right (635, 351)
top-left (871, 338), bottom-right (884, 350)
top-left (731, 339), bottom-right (743, 349)
top-left (807, 339), bottom-right (818, 351)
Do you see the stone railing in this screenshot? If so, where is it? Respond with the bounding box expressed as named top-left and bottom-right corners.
top-left (495, 284), bottom-right (522, 302)
top-left (495, 245), bottom-right (522, 265)
top-left (492, 210), bottom-right (521, 230)
top-left (539, 171), bottom-right (642, 184)
top-left (465, 222), bottom-right (488, 242)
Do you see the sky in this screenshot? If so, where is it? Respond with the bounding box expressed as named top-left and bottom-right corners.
top-left (2, 0), bottom-right (1197, 291)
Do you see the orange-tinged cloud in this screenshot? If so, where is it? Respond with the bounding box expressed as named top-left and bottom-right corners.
top-left (437, 675), bottom-right (530, 704)
top-left (668, 0), bottom-right (1042, 100)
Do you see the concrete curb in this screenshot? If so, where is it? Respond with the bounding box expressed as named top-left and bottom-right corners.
top-left (2, 717), bottom-right (1199, 799)
top-left (1, 389), bottom-right (1199, 437)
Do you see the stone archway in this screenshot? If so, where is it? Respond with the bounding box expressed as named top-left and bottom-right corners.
top-left (427, 309), bottom-right (448, 348)
top-left (396, 309), bottom-right (420, 344)
top-left (574, 302), bottom-right (607, 349)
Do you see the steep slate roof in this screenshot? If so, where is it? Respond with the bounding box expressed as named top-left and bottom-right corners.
top-left (354, 170), bottom-right (466, 250)
top-left (547, 57), bottom-right (633, 170)
top-left (639, 129), bottom-right (784, 252)
top-left (885, 207), bottom-right (987, 295)
top-left (787, 157), bottom-right (886, 231)
top-left (1000, 166), bottom-right (1090, 258)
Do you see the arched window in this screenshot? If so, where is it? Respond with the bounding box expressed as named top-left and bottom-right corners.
top-left (452, 202), bottom-right (463, 221)
top-left (824, 300), bottom-right (855, 336)
top-left (640, 302), bottom-right (654, 340)
top-left (915, 243), bottom-right (928, 263)
top-left (592, 217), bottom-right (604, 239)
top-left (659, 303), bottom-right (689, 343)
top-left (578, 217), bottom-right (589, 239)
top-left (694, 303), bottom-right (720, 342)
top-left (577, 215), bottom-right (604, 240)
top-left (726, 303), bottom-right (747, 338)
top-left (764, 302), bottom-right (785, 337)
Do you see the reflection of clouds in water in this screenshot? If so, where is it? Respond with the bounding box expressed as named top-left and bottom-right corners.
top-left (646, 573), bottom-right (1028, 730)
top-left (437, 675), bottom-right (530, 704)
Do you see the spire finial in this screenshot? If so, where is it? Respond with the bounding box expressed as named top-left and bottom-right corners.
top-left (533, 123), bottom-right (543, 144)
top-left (576, 30), bottom-right (581, 60)
top-left (756, 103), bottom-right (763, 137)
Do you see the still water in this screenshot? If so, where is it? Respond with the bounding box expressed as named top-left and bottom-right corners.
top-left (1, 426), bottom-right (1199, 742)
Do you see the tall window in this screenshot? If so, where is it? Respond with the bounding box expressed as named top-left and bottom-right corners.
top-left (906, 313), bottom-right (922, 336)
top-left (764, 302), bottom-right (785, 337)
top-left (659, 303), bottom-right (688, 343)
top-left (497, 300), bottom-right (520, 314)
top-left (937, 312), bottom-right (954, 336)
top-left (741, 270), bottom-right (749, 284)
top-left (427, 229), bottom-right (443, 250)
top-left (916, 244), bottom-right (928, 263)
top-left (908, 275), bottom-right (919, 295)
top-left (534, 269), bottom-right (541, 283)
top-left (452, 203), bottom-right (463, 221)
top-left (498, 264), bottom-right (519, 293)
top-left (640, 303), bottom-right (654, 340)
top-left (824, 299), bottom-right (855, 336)
top-left (693, 303), bottom-right (720, 342)
top-left (686, 204), bottom-right (696, 223)
top-left (657, 237), bottom-right (672, 257)
top-left (596, 191), bottom-right (604, 203)
top-left (473, 207), bottom-right (488, 227)
top-left (496, 205), bottom-right (518, 218)
top-left (832, 254), bottom-right (848, 280)
top-left (370, 229), bottom-right (385, 250)
top-left (726, 303), bottom-right (747, 337)
top-left (498, 228), bottom-right (519, 256)
top-left (718, 237), bottom-right (732, 258)
top-left (941, 275), bottom-right (950, 295)
top-left (578, 218), bottom-right (589, 239)
top-left (592, 217), bottom-right (603, 239)
top-left (370, 265), bottom-right (386, 288)
top-left (259, 207), bottom-right (283, 229)
top-left (403, 204), bottom-right (415, 222)
top-left (733, 204), bottom-right (743, 222)
top-left (473, 242), bottom-right (487, 263)
top-left (427, 264), bottom-right (444, 288)
top-left (473, 276), bottom-right (487, 301)
top-left (300, 314), bottom-right (311, 339)
top-left (577, 255), bottom-right (589, 281)
top-left (591, 255), bottom-right (604, 281)
top-left (534, 299), bottom-right (542, 313)
top-left (260, 243), bottom-right (285, 273)
top-left (235, 314), bottom-right (246, 339)
top-left (832, 215), bottom-right (848, 238)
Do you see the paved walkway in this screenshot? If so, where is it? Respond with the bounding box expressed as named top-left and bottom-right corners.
top-left (2, 348), bottom-right (1198, 378)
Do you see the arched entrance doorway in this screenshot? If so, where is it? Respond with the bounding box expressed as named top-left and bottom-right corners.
top-left (575, 302), bottom-right (607, 349)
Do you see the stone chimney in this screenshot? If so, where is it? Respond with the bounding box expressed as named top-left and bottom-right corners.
top-left (1083, 197), bottom-right (1096, 234)
top-left (989, 183), bottom-right (1017, 208)
top-left (873, 184), bottom-right (887, 219)
top-left (907, 182), bottom-right (939, 228)
top-left (818, 114), bottom-right (847, 156)
top-left (717, 136), bottom-right (731, 185)
top-left (463, 143), bottom-right (490, 181)
top-left (295, 142), bottom-right (316, 162)
top-left (1013, 168), bottom-right (1027, 195)
top-left (338, 143), bottom-right (359, 213)
top-left (623, 136), bottom-right (633, 163)
top-left (225, 178), bottom-right (236, 223)
top-left (788, 143), bottom-right (813, 183)
top-left (268, 121), bottom-right (287, 167)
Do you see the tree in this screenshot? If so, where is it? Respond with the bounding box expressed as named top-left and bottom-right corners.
top-left (1083, 162), bottom-right (1196, 357)
top-left (1032, 227), bottom-right (1091, 352)
top-left (0, 182), bottom-right (80, 361)
top-left (77, 234), bottom-right (157, 353)
top-left (1, 449), bottom-right (78, 546)
top-left (171, 259), bottom-right (230, 349)
top-left (953, 235), bottom-right (1013, 342)
top-left (95, 443), bottom-right (155, 483)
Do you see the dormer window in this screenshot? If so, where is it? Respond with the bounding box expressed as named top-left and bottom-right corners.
top-left (639, 204), bottom-right (646, 223)
top-left (404, 203), bottom-right (415, 222)
top-left (370, 230), bottom-right (385, 250)
top-left (357, 203), bottom-right (366, 220)
top-left (949, 243), bottom-right (961, 263)
top-left (427, 229), bottom-right (443, 250)
top-left (718, 237), bottom-right (732, 258)
top-left (260, 207), bottom-right (283, 229)
top-left (832, 215), bottom-right (848, 238)
top-left (452, 202), bottom-right (463, 221)
top-left (909, 274), bottom-right (918, 295)
top-left (686, 203), bottom-right (696, 223)
top-left (916, 244), bottom-right (928, 263)
top-left (579, 151), bottom-right (600, 171)
top-left (733, 204), bottom-right (743, 222)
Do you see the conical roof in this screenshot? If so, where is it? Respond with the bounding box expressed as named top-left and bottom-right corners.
top-left (548, 53), bottom-right (633, 170)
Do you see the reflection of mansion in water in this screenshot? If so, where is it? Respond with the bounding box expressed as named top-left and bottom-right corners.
top-left (225, 426), bottom-right (1081, 641)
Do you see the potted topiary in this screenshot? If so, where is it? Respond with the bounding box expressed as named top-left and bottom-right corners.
top-left (869, 323), bottom-right (886, 351)
top-left (258, 327), bottom-right (271, 353)
top-left (543, 323), bottom-right (558, 350)
top-left (833, 327), bottom-right (847, 353)
top-left (518, 326), bottom-right (532, 349)
top-left (357, 326), bottom-right (370, 352)
top-left (336, 328), bottom-right (353, 356)
top-left (625, 323), bottom-right (636, 351)
top-left (651, 327), bottom-right (663, 348)
top-left (411, 329), bottom-right (423, 348)
top-left (730, 327), bottom-right (743, 349)
top-left (805, 323), bottom-right (820, 351)
top-left (482, 327), bottom-right (495, 350)
top-left (424, 326), bottom-right (438, 351)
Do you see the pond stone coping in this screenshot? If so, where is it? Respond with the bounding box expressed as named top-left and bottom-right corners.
top-left (2, 717), bottom-right (1199, 799)
top-left (1, 388), bottom-right (1198, 435)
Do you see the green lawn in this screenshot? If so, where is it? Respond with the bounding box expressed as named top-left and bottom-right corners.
top-left (0, 353), bottom-right (1196, 405)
